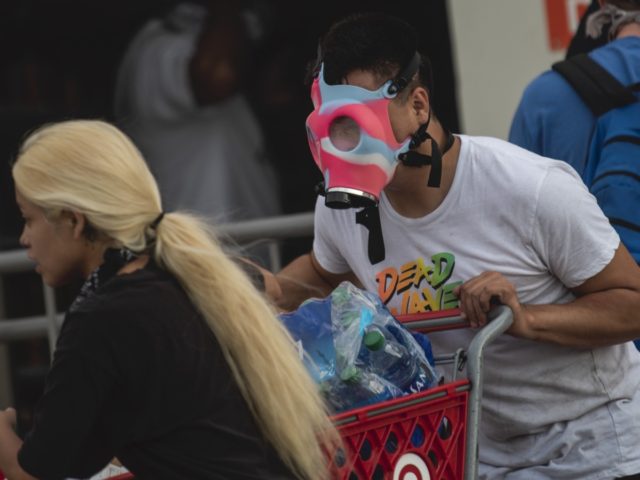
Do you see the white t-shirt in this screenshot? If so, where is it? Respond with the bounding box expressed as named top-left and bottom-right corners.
top-left (314, 135), bottom-right (640, 479)
top-left (114, 3), bottom-right (280, 226)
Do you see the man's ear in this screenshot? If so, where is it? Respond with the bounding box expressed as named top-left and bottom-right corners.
top-left (410, 86), bottom-right (431, 123)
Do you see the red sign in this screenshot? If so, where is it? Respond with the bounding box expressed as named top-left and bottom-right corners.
top-left (545, 0), bottom-right (592, 50)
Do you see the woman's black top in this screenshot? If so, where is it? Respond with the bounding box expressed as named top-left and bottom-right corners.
top-left (17, 264), bottom-right (295, 480)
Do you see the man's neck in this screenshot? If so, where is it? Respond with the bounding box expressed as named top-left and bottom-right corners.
top-left (384, 127), bottom-right (461, 218)
top-left (616, 21), bottom-right (640, 39)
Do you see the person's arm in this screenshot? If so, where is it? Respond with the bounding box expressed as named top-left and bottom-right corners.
top-left (0, 409), bottom-right (37, 480)
top-left (12, 313), bottom-right (116, 479)
top-left (455, 162), bottom-right (640, 348)
top-left (508, 80), bottom-right (543, 152)
top-left (454, 243), bottom-right (640, 348)
top-left (275, 251), bottom-right (359, 311)
top-left (235, 257), bottom-right (283, 301)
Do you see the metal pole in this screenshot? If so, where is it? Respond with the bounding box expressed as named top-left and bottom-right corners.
top-left (41, 283), bottom-right (59, 361)
top-left (267, 241), bottom-right (282, 272)
top-left (216, 212), bottom-right (314, 243)
top-left (464, 306), bottom-right (513, 480)
top-left (0, 276), bottom-right (13, 407)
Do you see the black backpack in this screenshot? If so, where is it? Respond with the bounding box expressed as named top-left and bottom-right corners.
top-left (552, 53), bottom-right (640, 263)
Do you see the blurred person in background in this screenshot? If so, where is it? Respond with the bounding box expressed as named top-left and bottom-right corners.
top-left (509, 0), bottom-right (640, 348)
top-left (510, 0), bottom-right (639, 185)
top-left (565, 0), bottom-right (609, 58)
top-left (0, 120), bottom-right (337, 480)
top-left (114, 0), bottom-right (280, 263)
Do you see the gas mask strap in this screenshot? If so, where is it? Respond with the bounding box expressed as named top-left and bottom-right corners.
top-left (398, 110), bottom-right (455, 188)
top-left (386, 52), bottom-right (422, 96)
top-left (356, 205), bottom-right (385, 264)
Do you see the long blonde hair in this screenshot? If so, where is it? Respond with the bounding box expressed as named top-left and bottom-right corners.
top-left (12, 119), bottom-right (338, 479)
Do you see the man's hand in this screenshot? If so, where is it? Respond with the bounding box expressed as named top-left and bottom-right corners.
top-left (453, 271), bottom-right (532, 336)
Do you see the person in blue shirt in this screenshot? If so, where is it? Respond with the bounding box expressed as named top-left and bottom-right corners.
top-left (509, 0), bottom-right (640, 350)
top-left (509, 0), bottom-right (640, 175)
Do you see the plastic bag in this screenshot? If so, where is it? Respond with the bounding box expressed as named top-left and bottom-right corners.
top-left (330, 282), bottom-right (438, 396)
top-left (280, 281), bottom-right (438, 413)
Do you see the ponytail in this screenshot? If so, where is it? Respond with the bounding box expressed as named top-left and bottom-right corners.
top-left (154, 213), bottom-right (339, 479)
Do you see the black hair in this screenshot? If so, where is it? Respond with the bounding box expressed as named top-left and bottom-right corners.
top-left (308, 12), bottom-right (434, 98)
top-left (608, 0), bottom-right (640, 8)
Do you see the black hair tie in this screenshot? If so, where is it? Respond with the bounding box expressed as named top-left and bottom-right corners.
top-left (150, 212), bottom-right (165, 230)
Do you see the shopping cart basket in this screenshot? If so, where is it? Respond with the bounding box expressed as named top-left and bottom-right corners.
top-left (329, 305), bottom-right (512, 480)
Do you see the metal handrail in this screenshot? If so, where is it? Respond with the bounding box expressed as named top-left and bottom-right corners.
top-left (0, 249), bottom-right (31, 274)
top-left (0, 314), bottom-right (64, 341)
top-left (217, 211), bottom-right (314, 243)
top-left (0, 211), bottom-right (316, 346)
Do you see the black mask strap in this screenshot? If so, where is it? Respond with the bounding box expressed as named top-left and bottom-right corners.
top-left (398, 109), bottom-right (454, 188)
top-left (386, 52), bottom-right (422, 96)
top-left (356, 205), bottom-right (385, 264)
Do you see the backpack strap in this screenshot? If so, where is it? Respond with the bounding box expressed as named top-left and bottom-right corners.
top-left (552, 54), bottom-right (637, 116)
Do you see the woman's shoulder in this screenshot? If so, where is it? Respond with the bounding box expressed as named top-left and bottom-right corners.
top-left (59, 265), bottom-right (211, 369)
top-left (83, 265), bottom-right (187, 309)
top-left (65, 265), bottom-right (198, 338)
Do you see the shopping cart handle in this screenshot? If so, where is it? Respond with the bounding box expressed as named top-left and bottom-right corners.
top-left (396, 307), bottom-right (465, 333)
top-left (464, 304), bottom-right (513, 480)
top-left (397, 302), bottom-right (509, 334)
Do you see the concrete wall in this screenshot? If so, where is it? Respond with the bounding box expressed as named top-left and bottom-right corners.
top-left (447, 0), bottom-right (572, 139)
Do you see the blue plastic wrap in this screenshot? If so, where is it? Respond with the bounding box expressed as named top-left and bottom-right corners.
top-left (280, 281), bottom-right (438, 413)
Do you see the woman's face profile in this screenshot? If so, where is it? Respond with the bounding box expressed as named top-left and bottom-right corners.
top-left (15, 191), bottom-right (88, 287)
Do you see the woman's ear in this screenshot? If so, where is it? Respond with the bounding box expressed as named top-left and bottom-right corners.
top-left (69, 211), bottom-right (87, 240)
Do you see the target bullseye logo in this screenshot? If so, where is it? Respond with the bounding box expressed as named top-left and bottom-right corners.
top-left (393, 453), bottom-right (431, 480)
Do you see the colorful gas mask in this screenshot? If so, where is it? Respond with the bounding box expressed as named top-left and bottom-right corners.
top-left (306, 53), bottom-right (451, 264)
top-left (306, 53), bottom-right (431, 209)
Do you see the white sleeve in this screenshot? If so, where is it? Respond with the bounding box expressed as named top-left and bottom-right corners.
top-left (312, 197), bottom-right (352, 274)
top-left (531, 163), bottom-right (620, 288)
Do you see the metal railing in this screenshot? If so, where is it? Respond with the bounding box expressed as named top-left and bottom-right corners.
top-left (0, 211), bottom-right (315, 349)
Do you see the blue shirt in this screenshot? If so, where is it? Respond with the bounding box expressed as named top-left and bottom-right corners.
top-left (510, 36), bottom-right (640, 350)
top-left (509, 36), bottom-right (640, 177)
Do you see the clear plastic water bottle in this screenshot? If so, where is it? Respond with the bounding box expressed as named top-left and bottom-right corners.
top-left (320, 365), bottom-right (402, 413)
top-left (362, 326), bottom-right (435, 394)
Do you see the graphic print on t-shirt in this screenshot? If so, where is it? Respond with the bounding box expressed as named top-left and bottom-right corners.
top-left (375, 252), bottom-right (462, 315)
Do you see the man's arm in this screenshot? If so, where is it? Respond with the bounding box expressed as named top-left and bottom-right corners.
top-left (235, 257), bottom-right (283, 301)
top-left (275, 251), bottom-right (359, 311)
top-left (454, 244), bottom-right (640, 348)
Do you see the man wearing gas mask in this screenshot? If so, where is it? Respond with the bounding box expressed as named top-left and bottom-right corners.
top-left (276, 12), bottom-right (640, 479)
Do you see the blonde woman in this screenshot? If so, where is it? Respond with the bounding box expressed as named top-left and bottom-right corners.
top-left (0, 120), bottom-right (337, 480)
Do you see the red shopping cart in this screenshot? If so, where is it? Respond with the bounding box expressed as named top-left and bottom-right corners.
top-left (329, 306), bottom-right (512, 480)
top-left (35, 306), bottom-right (513, 480)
